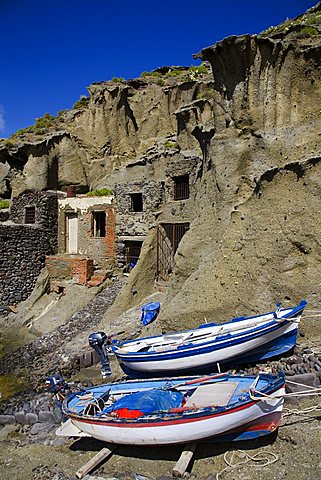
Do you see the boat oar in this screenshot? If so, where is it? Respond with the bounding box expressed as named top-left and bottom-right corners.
top-left (173, 372), bottom-right (227, 389)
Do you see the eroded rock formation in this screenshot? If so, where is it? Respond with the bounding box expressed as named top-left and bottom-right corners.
top-left (2, 3), bottom-right (321, 329)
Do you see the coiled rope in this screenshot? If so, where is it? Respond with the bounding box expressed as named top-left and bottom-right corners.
top-left (216, 449), bottom-right (278, 479)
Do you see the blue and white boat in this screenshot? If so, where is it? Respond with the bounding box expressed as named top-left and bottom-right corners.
top-left (59, 372), bottom-right (285, 445)
top-left (112, 300), bottom-right (307, 377)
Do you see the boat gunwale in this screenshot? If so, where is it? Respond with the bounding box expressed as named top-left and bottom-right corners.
top-left (113, 317), bottom-right (299, 362)
top-left (62, 373), bottom-right (285, 426)
top-left (112, 302), bottom-right (306, 359)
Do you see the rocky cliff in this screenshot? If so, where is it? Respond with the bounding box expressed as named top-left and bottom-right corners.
top-left (2, 3), bottom-right (321, 329)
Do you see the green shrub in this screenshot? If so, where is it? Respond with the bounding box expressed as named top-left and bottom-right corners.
top-left (164, 141), bottom-right (179, 149)
top-left (34, 114), bottom-right (56, 129)
top-left (9, 112), bottom-right (60, 139)
top-left (111, 77), bottom-right (125, 83)
top-left (12, 126), bottom-right (34, 137)
top-left (86, 188), bottom-right (113, 197)
top-left (305, 13), bottom-right (321, 25)
top-left (298, 26), bottom-right (318, 37)
top-left (165, 69), bottom-right (182, 78)
top-left (73, 96), bottom-right (90, 109)
top-left (259, 18), bottom-right (294, 36)
top-left (0, 200), bottom-right (10, 209)
top-left (141, 70), bottom-right (163, 78)
top-left (189, 64), bottom-right (208, 75)
top-left (259, 12), bottom-right (321, 38)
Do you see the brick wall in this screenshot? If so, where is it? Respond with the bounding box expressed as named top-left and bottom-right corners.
top-left (105, 206), bottom-right (116, 257)
top-left (45, 256), bottom-right (94, 285)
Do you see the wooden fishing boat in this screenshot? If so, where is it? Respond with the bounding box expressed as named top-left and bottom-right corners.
top-left (112, 300), bottom-right (307, 377)
top-left (59, 372), bottom-right (285, 445)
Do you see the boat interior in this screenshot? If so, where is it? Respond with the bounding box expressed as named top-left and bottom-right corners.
top-left (65, 375), bottom-right (272, 418)
top-left (115, 307), bottom-right (298, 354)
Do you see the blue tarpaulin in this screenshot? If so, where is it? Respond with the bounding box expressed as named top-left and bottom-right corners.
top-left (140, 301), bottom-right (160, 326)
top-left (104, 388), bottom-right (183, 414)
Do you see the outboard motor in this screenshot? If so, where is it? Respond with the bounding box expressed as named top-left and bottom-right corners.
top-left (45, 374), bottom-right (69, 404)
top-left (88, 331), bottom-right (112, 378)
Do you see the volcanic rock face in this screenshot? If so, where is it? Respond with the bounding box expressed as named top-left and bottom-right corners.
top-left (2, 4), bottom-right (321, 329)
top-left (0, 76), bottom-right (204, 198)
top-left (160, 25), bottom-right (321, 328)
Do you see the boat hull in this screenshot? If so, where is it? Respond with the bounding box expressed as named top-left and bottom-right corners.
top-left (69, 396), bottom-right (284, 445)
top-left (115, 320), bottom-right (299, 378)
top-left (62, 373), bottom-right (285, 446)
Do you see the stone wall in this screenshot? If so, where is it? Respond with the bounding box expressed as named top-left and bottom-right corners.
top-left (115, 180), bottom-right (164, 237)
top-left (0, 190), bottom-right (58, 312)
top-left (114, 180), bottom-right (164, 268)
top-left (0, 225), bottom-right (55, 310)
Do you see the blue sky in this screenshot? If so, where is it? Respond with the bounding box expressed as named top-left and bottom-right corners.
top-left (1, 0), bottom-right (317, 137)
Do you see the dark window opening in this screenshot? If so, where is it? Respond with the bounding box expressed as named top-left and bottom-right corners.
top-left (130, 193), bottom-right (143, 212)
top-left (173, 175), bottom-right (189, 200)
top-left (92, 211), bottom-right (106, 237)
top-left (25, 206), bottom-right (36, 224)
top-left (124, 241), bottom-right (143, 271)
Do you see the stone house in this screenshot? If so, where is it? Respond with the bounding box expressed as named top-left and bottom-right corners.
top-left (0, 189), bottom-right (59, 312)
top-left (109, 147), bottom-right (201, 281)
top-left (45, 190), bottom-right (116, 288)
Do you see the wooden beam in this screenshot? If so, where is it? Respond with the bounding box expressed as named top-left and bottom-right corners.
top-left (172, 443), bottom-right (197, 478)
top-left (75, 445), bottom-right (117, 479)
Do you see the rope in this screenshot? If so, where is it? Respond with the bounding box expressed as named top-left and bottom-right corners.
top-left (249, 384), bottom-right (321, 401)
top-left (216, 449), bottom-right (278, 480)
top-left (285, 379), bottom-right (318, 390)
top-left (282, 402), bottom-right (321, 418)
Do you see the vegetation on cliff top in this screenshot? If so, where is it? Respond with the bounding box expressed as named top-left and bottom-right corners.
top-left (4, 113), bottom-right (64, 145)
top-left (72, 95), bottom-right (90, 109)
top-left (259, 9), bottom-right (321, 37)
top-left (140, 63), bottom-right (209, 83)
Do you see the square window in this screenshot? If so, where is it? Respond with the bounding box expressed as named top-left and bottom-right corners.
top-left (130, 193), bottom-right (143, 212)
top-left (25, 206), bottom-right (36, 224)
top-left (173, 175), bottom-right (189, 200)
top-left (92, 211), bottom-right (106, 237)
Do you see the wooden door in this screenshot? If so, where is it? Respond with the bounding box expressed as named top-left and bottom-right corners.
top-left (65, 212), bottom-right (78, 254)
top-left (157, 223), bottom-right (189, 281)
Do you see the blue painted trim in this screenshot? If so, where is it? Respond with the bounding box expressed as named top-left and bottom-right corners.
top-left (63, 372), bottom-right (285, 427)
top-left (115, 320), bottom-right (296, 363)
top-left (114, 301), bottom-right (306, 361)
top-left (117, 330), bottom-right (296, 377)
top-left (113, 301), bottom-right (306, 352)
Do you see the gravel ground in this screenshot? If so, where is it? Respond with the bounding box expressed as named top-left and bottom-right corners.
top-left (0, 283), bottom-right (321, 480)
